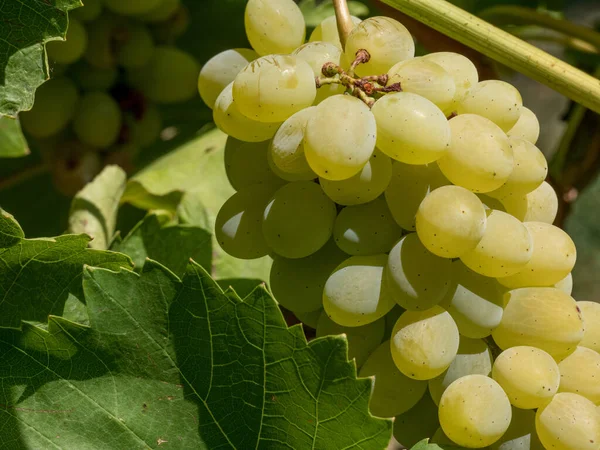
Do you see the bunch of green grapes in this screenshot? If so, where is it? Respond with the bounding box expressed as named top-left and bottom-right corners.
top-left (201, 1), bottom-right (600, 448)
top-left (20, 0), bottom-right (199, 195)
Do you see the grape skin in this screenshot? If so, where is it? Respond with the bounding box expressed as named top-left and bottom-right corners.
top-left (557, 346), bottom-right (600, 404)
top-left (224, 138), bottom-right (285, 192)
top-left (72, 91), bottom-right (122, 149)
top-left (501, 181), bottom-right (558, 224)
top-left (47, 18), bottom-right (88, 64)
top-left (393, 393), bottom-right (440, 448)
top-left (309, 15), bottom-right (362, 49)
top-left (579, 301), bottom-right (600, 353)
top-left (507, 106), bottom-right (540, 144)
top-left (292, 42), bottom-right (344, 104)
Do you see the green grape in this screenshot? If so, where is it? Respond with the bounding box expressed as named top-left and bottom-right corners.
top-left (149, 4), bottom-right (189, 43)
top-left (266, 148), bottom-right (316, 182)
top-left (294, 308), bottom-right (322, 329)
top-left (492, 287), bottom-right (584, 360)
top-left (387, 58), bottom-right (456, 112)
top-left (213, 83), bottom-right (281, 143)
top-left (457, 80), bottom-right (523, 132)
top-left (386, 233), bottom-right (452, 311)
top-left (215, 186), bottom-right (273, 260)
top-left (269, 107), bottom-right (317, 180)
top-left (292, 42), bottom-right (344, 104)
top-left (262, 181), bottom-right (336, 259)
top-left (233, 55), bottom-right (316, 123)
top-left (385, 161), bottom-right (449, 231)
top-left (554, 273), bottom-right (573, 295)
top-left (104, 0), bottom-right (162, 15)
top-left (224, 138), bottom-right (285, 192)
top-left (114, 22), bottom-right (155, 68)
top-left (438, 114), bottom-right (514, 193)
top-left (69, 60), bottom-right (118, 91)
top-left (85, 14), bottom-right (118, 69)
top-left (384, 305), bottom-right (405, 340)
top-left (73, 91), bottom-right (122, 149)
top-left (130, 46), bottom-right (200, 103)
top-left (390, 306), bottom-right (460, 380)
top-left (304, 95), bottom-right (376, 180)
top-left (333, 197), bottom-right (402, 256)
top-left (441, 261), bottom-right (504, 339)
top-left (130, 103), bottom-right (162, 148)
top-left (393, 392), bottom-right (440, 448)
top-left (431, 428), bottom-right (467, 447)
top-left (416, 185), bottom-right (487, 258)
top-left (498, 222), bottom-right (576, 288)
top-left (507, 107), bottom-right (540, 144)
top-left (460, 210), bottom-right (532, 278)
top-left (323, 254), bottom-right (396, 327)
top-left (51, 141), bottom-right (103, 196)
top-left (244, 0), bottom-right (305, 56)
top-left (198, 48), bottom-right (257, 109)
top-left (47, 18), bottom-right (88, 64)
top-left (492, 346), bottom-right (560, 409)
top-left (318, 314), bottom-right (385, 368)
top-left (439, 375), bottom-right (512, 448)
top-left (536, 393), bottom-right (600, 450)
top-left (71, 0), bottom-right (103, 22)
top-left (558, 346), bottom-right (600, 404)
top-left (429, 338), bottom-right (493, 406)
top-left (487, 138), bottom-right (547, 199)
top-left (372, 92), bottom-right (451, 165)
top-left (139, 0), bottom-right (180, 22)
top-left (344, 17), bottom-right (415, 77)
top-left (309, 15), bottom-right (362, 49)
top-left (359, 341), bottom-right (427, 417)
top-left (501, 181), bottom-right (558, 224)
top-left (422, 51), bottom-right (479, 111)
top-left (478, 194), bottom-right (506, 212)
top-left (270, 239), bottom-right (346, 313)
top-left (579, 301), bottom-right (600, 353)
top-left (320, 150), bottom-right (392, 206)
top-left (20, 77), bottom-right (79, 138)
top-left (489, 407), bottom-right (544, 450)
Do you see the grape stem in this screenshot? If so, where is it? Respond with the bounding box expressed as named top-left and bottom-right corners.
top-left (332, 0), bottom-right (354, 50)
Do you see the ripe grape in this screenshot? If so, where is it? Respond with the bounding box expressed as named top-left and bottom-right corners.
top-left (554, 273), bottom-right (573, 295)
top-left (478, 193), bottom-right (506, 211)
top-left (372, 92), bottom-right (451, 165)
top-left (270, 239), bottom-right (346, 313)
top-left (457, 80), bottom-right (523, 132)
top-left (233, 55), bottom-right (316, 123)
top-left (244, 0), bottom-right (305, 56)
top-left (460, 209), bottom-right (533, 278)
top-left (114, 22), bottom-right (155, 68)
top-left (579, 301), bottom-right (600, 353)
top-left (385, 162), bottom-right (449, 231)
top-left (309, 15), bottom-right (362, 49)
top-left (20, 77), bottom-right (79, 138)
top-left (262, 181), bottom-right (336, 259)
top-left (428, 338), bottom-right (493, 406)
top-left (558, 346), bottom-right (600, 404)
top-left (390, 306), bottom-right (459, 380)
top-left (304, 95), bottom-right (376, 180)
top-left (416, 185), bottom-right (487, 258)
top-left (269, 107), bottom-right (317, 180)
top-left (323, 254), bottom-right (396, 327)
top-left (73, 91), bottom-right (122, 148)
top-left (104, 0), bottom-right (162, 16)
top-left (320, 150), bottom-right (392, 206)
top-left (507, 106), bottom-right (540, 144)
top-left (386, 233), bottom-right (452, 311)
top-left (215, 186), bottom-right (273, 260)
top-left (393, 393), bottom-right (440, 448)
top-left (441, 260), bottom-right (504, 338)
top-left (71, 0), bottom-right (102, 22)
top-left (69, 60), bottom-right (118, 91)
top-left (439, 375), bottom-right (512, 448)
top-left (492, 346), bottom-right (560, 409)
top-left (294, 309), bottom-right (322, 329)
top-left (139, 0), bottom-right (180, 22)
top-left (292, 42), bottom-right (343, 104)
top-left (489, 407), bottom-right (544, 450)
top-left (437, 114), bottom-right (514, 193)
top-left (333, 197), bottom-right (401, 256)
top-left (501, 181), bottom-right (558, 224)
top-left (359, 341), bottom-right (427, 417)
top-left (535, 392), bottom-right (600, 450)
top-left (47, 18), bottom-right (88, 64)
top-left (198, 48), bottom-right (258, 109)
top-left (492, 287), bottom-right (584, 360)
top-left (344, 16), bottom-right (415, 77)
top-left (387, 58), bottom-right (456, 112)
top-left (498, 222), bottom-right (576, 288)
top-left (129, 103), bottom-right (162, 148)
top-left (384, 305), bottom-right (405, 339)
top-left (224, 138), bottom-right (285, 191)
top-left (317, 314), bottom-right (385, 368)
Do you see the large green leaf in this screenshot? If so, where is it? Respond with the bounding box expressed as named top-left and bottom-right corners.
top-left (0, 209), bottom-right (132, 329)
top-left (0, 0), bottom-right (81, 117)
top-left (0, 260), bottom-right (391, 449)
top-left (0, 115), bottom-right (28, 158)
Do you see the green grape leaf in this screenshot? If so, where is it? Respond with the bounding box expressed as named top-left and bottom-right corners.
top-left (0, 115), bottom-right (29, 158)
top-left (111, 211), bottom-right (212, 278)
top-left (0, 0), bottom-right (82, 117)
top-left (0, 211), bottom-right (132, 329)
top-left (68, 165), bottom-right (127, 250)
top-left (0, 260), bottom-right (391, 449)
top-left (299, 0), bottom-right (370, 27)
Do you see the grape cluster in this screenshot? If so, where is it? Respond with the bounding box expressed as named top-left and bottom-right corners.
top-left (19, 0), bottom-right (199, 195)
top-left (199, 0), bottom-right (600, 448)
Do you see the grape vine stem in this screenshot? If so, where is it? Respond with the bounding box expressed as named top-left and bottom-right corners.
top-left (333, 0), bottom-right (354, 50)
